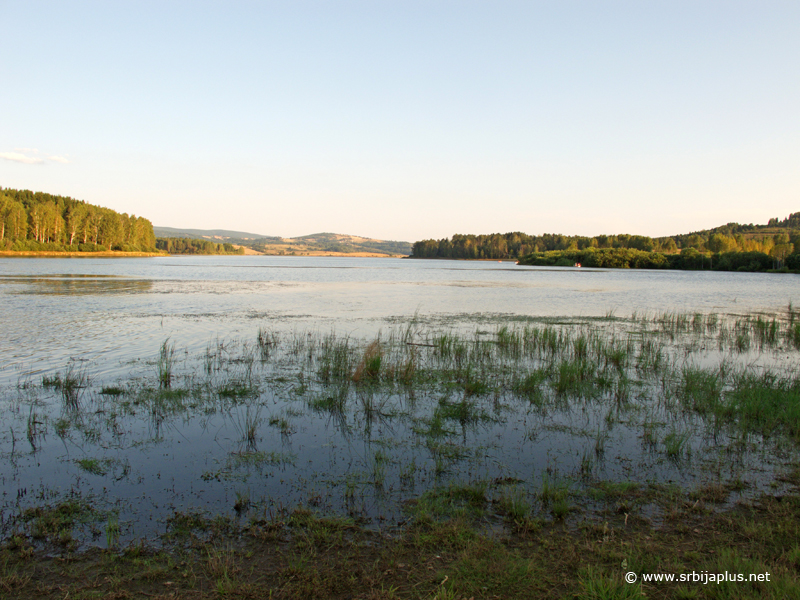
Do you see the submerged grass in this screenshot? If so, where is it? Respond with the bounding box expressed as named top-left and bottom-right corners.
top-left (6, 309), bottom-right (800, 578)
top-left (42, 363), bottom-right (87, 410)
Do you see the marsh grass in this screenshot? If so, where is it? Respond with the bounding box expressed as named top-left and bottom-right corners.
top-left (105, 512), bottom-right (121, 548)
top-left (20, 499), bottom-right (102, 547)
top-left (237, 406), bottom-right (261, 448)
top-left (204, 338), bottom-right (226, 374)
top-left (318, 333), bottom-right (353, 382)
top-left (371, 448), bottom-right (389, 487)
top-left (352, 339), bottom-right (383, 382)
top-left (727, 371), bottom-right (800, 440)
top-left (74, 457), bottom-right (111, 476)
top-left (233, 490), bottom-right (251, 513)
top-left (663, 430), bottom-right (691, 460)
top-left (308, 383), bottom-right (349, 414)
top-left (156, 339), bottom-right (176, 388)
top-left (256, 327), bottom-right (278, 360)
top-left (100, 386), bottom-right (124, 396)
top-left (43, 363), bottom-right (87, 410)
top-left (9, 487), bottom-right (800, 599)
top-left (409, 481), bottom-right (489, 522)
top-left (435, 397), bottom-right (490, 425)
top-left (496, 485), bottom-right (535, 528)
top-left (25, 407), bottom-right (44, 452)
top-left (7, 307), bottom-right (800, 557)
top-left (539, 472), bottom-right (572, 514)
top-left (268, 414), bottom-right (293, 435)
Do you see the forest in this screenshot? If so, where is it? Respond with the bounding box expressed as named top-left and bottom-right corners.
top-left (0, 187), bottom-right (156, 252)
top-left (411, 213), bottom-right (800, 272)
top-left (155, 237), bottom-right (244, 255)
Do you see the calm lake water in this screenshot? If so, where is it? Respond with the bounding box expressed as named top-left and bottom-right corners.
top-left (1, 256), bottom-right (798, 545)
top-left (1, 256), bottom-right (796, 383)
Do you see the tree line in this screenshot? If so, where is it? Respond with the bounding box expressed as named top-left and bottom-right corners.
top-left (411, 214), bottom-right (800, 271)
top-left (517, 248), bottom-right (796, 272)
top-left (156, 237), bottom-right (244, 255)
top-left (0, 187), bottom-right (156, 252)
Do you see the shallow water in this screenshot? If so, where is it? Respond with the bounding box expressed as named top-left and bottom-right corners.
top-left (1, 256), bottom-right (797, 383)
top-left (0, 256), bottom-right (798, 545)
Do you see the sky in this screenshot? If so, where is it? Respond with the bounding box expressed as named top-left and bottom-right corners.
top-left (1, 1), bottom-right (798, 242)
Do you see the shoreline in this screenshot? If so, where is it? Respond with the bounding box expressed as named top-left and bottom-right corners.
top-left (0, 250), bottom-right (408, 258)
top-left (0, 251), bottom-right (166, 258)
top-left (3, 481), bottom-right (798, 599)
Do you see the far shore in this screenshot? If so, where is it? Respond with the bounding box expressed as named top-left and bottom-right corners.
top-left (0, 251), bottom-right (166, 258)
top-left (0, 250), bottom-right (407, 258)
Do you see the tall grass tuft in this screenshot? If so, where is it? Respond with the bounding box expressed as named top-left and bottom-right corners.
top-left (318, 333), bottom-right (353, 382)
top-left (680, 366), bottom-right (722, 416)
top-left (727, 371), bottom-right (800, 440)
top-left (497, 485), bottom-right (531, 524)
top-left (43, 363), bottom-right (87, 410)
top-left (352, 339), bottom-right (382, 383)
top-left (157, 339), bottom-right (176, 388)
top-left (663, 430), bottom-right (690, 460)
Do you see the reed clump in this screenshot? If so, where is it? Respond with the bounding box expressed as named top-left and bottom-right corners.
top-left (351, 340), bottom-right (383, 383)
top-left (157, 339), bottom-right (176, 388)
top-left (43, 364), bottom-right (87, 410)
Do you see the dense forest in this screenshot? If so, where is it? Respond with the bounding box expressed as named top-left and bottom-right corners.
top-left (0, 187), bottom-right (156, 252)
top-left (155, 237), bottom-right (244, 255)
top-left (411, 213), bottom-right (800, 272)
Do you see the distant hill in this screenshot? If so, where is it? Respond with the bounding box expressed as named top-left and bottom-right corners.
top-left (153, 226), bottom-right (272, 242)
top-left (155, 227), bottom-right (412, 256)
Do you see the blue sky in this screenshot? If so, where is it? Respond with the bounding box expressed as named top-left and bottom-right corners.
top-left (1, 1), bottom-right (798, 241)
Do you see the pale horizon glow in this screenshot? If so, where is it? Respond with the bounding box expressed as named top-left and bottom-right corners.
top-left (1, 2), bottom-right (798, 242)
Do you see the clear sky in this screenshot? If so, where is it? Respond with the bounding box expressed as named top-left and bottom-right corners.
top-left (1, 1), bottom-right (798, 241)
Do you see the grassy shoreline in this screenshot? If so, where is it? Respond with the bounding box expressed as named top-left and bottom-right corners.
top-left (3, 309), bottom-right (800, 597)
top-left (2, 474), bottom-right (799, 599)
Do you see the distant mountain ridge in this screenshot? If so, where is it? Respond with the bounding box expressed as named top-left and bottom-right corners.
top-left (154, 227), bottom-right (412, 256)
top-left (153, 226), bottom-right (271, 241)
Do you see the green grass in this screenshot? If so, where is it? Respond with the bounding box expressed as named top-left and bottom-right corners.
top-left (74, 457), bottom-right (111, 476)
top-left (408, 481), bottom-right (489, 523)
top-left (663, 430), bottom-right (691, 460)
top-left (727, 371), bottom-right (800, 440)
top-left (42, 363), bottom-right (87, 409)
top-left (496, 485), bottom-right (535, 527)
top-left (156, 339), bottom-right (176, 388)
top-left (5, 485), bottom-right (800, 599)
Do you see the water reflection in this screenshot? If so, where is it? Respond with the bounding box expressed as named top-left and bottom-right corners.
top-left (0, 274), bottom-right (153, 295)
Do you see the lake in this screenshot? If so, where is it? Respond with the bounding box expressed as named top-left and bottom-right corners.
top-left (1, 256), bottom-right (798, 546)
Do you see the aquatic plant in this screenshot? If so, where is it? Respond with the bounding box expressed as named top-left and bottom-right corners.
top-left (105, 512), bottom-right (120, 548)
top-left (318, 333), bottom-right (353, 382)
top-left (352, 339), bottom-right (383, 382)
top-left (43, 363), bottom-right (87, 410)
top-left (234, 490), bottom-right (251, 513)
top-left (663, 430), bottom-right (691, 460)
top-left (256, 327), bottom-right (278, 360)
top-left (157, 339), bottom-right (176, 388)
top-left (497, 485), bottom-right (531, 525)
